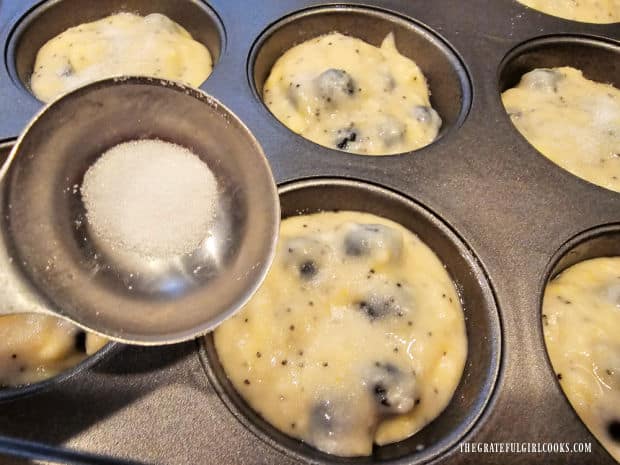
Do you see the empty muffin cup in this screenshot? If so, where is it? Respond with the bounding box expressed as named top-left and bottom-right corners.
top-left (249, 5), bottom-right (472, 155)
top-left (7, 0), bottom-right (225, 101)
top-left (201, 178), bottom-right (500, 464)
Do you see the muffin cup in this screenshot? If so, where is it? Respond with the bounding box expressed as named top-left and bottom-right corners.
top-left (539, 223), bottom-right (620, 462)
top-left (497, 35), bottom-right (620, 193)
top-left (201, 178), bottom-right (501, 464)
top-left (249, 4), bottom-right (472, 152)
top-left (7, 0), bottom-right (225, 101)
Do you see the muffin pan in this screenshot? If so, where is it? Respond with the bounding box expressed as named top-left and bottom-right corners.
top-left (0, 0), bottom-right (618, 464)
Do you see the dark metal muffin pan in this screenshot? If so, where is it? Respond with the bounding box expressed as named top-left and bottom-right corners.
top-left (0, 0), bottom-right (618, 464)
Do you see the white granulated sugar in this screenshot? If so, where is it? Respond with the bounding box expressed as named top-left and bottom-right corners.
top-left (81, 139), bottom-right (218, 257)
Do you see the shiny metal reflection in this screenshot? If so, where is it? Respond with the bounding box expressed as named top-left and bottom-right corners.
top-left (0, 77), bottom-right (280, 345)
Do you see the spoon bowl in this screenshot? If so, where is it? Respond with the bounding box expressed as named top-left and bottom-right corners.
top-left (0, 77), bottom-right (280, 345)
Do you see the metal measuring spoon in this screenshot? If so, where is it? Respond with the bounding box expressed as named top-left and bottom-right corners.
top-left (0, 77), bottom-right (280, 345)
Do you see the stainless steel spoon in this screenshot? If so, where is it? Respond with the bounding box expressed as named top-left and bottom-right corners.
top-left (0, 77), bottom-right (279, 345)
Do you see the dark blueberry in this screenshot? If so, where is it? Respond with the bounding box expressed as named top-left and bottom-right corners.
top-left (382, 362), bottom-right (398, 374)
top-left (310, 400), bottom-right (336, 433)
top-left (316, 69), bottom-right (356, 102)
top-left (359, 300), bottom-right (384, 319)
top-left (366, 362), bottom-right (416, 414)
top-left (411, 105), bottom-right (437, 124)
top-left (74, 331), bottom-right (87, 352)
top-left (335, 127), bottom-right (358, 150)
top-left (357, 295), bottom-right (400, 320)
top-left (287, 87), bottom-right (300, 107)
top-left (308, 397), bottom-right (366, 448)
top-left (345, 240), bottom-right (363, 256)
top-left (608, 420), bottom-right (620, 442)
top-left (284, 237), bottom-right (328, 281)
top-left (343, 224), bottom-right (382, 256)
top-left (374, 384), bottom-right (390, 407)
top-left (342, 223), bottom-right (403, 262)
top-left (299, 260), bottom-right (318, 279)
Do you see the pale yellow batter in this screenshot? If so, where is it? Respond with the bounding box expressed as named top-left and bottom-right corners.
top-left (214, 211), bottom-right (467, 456)
top-left (502, 67), bottom-right (620, 193)
top-left (31, 12), bottom-right (213, 102)
top-left (517, 0), bottom-right (619, 23)
top-left (263, 33), bottom-right (441, 156)
top-left (543, 257), bottom-right (620, 461)
top-left (0, 314), bottom-right (107, 387)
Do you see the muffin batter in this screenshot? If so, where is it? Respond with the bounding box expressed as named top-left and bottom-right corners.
top-left (517, 0), bottom-right (619, 23)
top-left (502, 67), bottom-right (620, 193)
top-left (31, 12), bottom-right (213, 102)
top-left (543, 257), bottom-right (620, 461)
top-left (0, 314), bottom-right (107, 387)
top-left (214, 211), bottom-right (467, 456)
top-left (263, 33), bottom-right (441, 156)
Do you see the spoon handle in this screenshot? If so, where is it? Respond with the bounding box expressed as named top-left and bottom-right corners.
top-left (0, 193), bottom-right (55, 317)
top-left (0, 249), bottom-right (55, 316)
